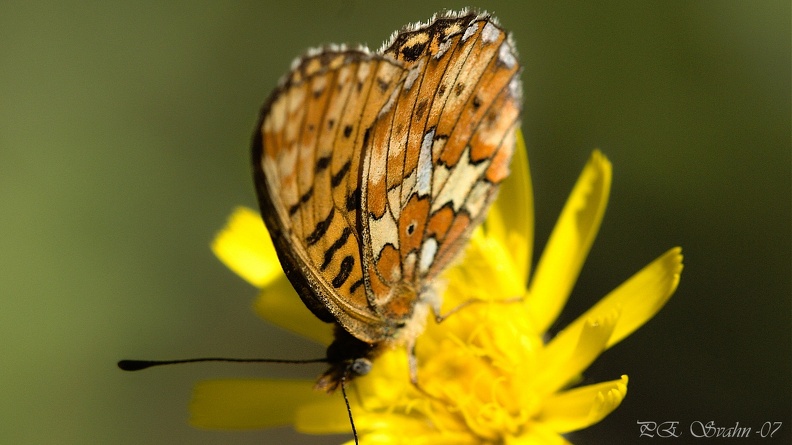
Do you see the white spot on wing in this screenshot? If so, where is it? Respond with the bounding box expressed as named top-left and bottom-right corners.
top-left (378, 87), bottom-right (400, 118)
top-left (417, 129), bottom-right (434, 196)
top-left (498, 42), bottom-right (516, 69)
top-left (419, 237), bottom-right (438, 273)
top-left (404, 59), bottom-right (424, 91)
top-left (462, 22), bottom-right (479, 42)
top-left (369, 212), bottom-right (400, 254)
top-left (509, 76), bottom-right (522, 101)
top-left (432, 145), bottom-right (489, 212)
top-left (432, 163), bottom-right (450, 198)
top-left (482, 22), bottom-right (500, 43)
top-left (435, 39), bottom-right (452, 59)
top-left (431, 136), bottom-right (447, 160)
top-left (464, 180), bottom-right (491, 216)
top-left (401, 168), bottom-right (417, 206)
top-left (387, 186), bottom-right (401, 219)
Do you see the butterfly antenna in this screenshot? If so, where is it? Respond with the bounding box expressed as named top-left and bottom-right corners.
top-left (340, 367), bottom-right (359, 445)
top-left (117, 357), bottom-right (328, 371)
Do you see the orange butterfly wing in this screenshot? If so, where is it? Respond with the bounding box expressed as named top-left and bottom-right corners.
top-left (253, 11), bottom-right (522, 351)
top-left (360, 13), bottom-right (522, 324)
top-left (252, 49), bottom-right (409, 343)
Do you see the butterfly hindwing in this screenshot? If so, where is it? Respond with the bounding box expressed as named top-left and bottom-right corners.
top-left (360, 13), bottom-right (522, 321)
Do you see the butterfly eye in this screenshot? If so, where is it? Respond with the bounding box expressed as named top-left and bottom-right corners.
top-left (350, 358), bottom-right (372, 377)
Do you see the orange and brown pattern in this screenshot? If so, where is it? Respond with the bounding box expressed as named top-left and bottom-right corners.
top-left (251, 9), bottom-right (522, 391)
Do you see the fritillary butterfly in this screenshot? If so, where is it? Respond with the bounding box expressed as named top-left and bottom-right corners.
top-left (252, 9), bottom-right (522, 392)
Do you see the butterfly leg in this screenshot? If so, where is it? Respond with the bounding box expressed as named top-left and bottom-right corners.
top-left (407, 340), bottom-right (419, 386)
top-left (405, 339), bottom-right (441, 400)
top-left (405, 292), bottom-right (524, 397)
top-left (432, 296), bottom-right (524, 324)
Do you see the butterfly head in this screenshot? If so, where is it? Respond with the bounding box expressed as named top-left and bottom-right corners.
top-left (315, 325), bottom-right (381, 393)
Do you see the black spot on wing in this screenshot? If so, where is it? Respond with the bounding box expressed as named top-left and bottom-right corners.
top-left (289, 186), bottom-right (314, 216)
top-left (316, 155), bottom-right (331, 173)
top-left (401, 41), bottom-right (428, 62)
top-left (377, 77), bottom-right (390, 92)
top-left (472, 95), bottom-right (482, 110)
top-left (349, 278), bottom-right (364, 293)
top-left (331, 159), bottom-right (351, 187)
top-left (362, 128), bottom-right (371, 148)
top-left (346, 187), bottom-right (360, 211)
top-left (415, 99), bottom-right (428, 120)
top-left (321, 227), bottom-right (352, 270)
top-left (332, 255), bottom-right (355, 288)
top-left (306, 207), bottom-right (334, 246)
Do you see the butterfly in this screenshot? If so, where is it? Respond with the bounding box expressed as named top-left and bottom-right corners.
top-left (251, 9), bottom-right (522, 392)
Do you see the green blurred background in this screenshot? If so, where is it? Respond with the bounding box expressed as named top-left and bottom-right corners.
top-left (2, 1), bottom-right (789, 443)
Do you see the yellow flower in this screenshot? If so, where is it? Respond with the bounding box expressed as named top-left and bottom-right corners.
top-left (192, 132), bottom-right (683, 444)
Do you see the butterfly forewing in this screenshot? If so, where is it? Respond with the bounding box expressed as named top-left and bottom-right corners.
top-left (360, 13), bottom-right (522, 319)
top-left (254, 50), bottom-right (409, 342)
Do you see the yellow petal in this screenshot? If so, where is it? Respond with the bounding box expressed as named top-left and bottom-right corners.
top-left (294, 397), bottom-right (354, 434)
top-left (444, 226), bottom-right (526, 307)
top-left (527, 151), bottom-right (612, 333)
top-left (538, 375), bottom-right (628, 433)
top-left (603, 247), bottom-right (683, 347)
top-left (362, 427), bottom-right (476, 445)
top-left (533, 312), bottom-right (617, 395)
top-left (253, 276), bottom-right (334, 345)
top-left (212, 207), bottom-right (282, 287)
top-left (190, 379), bottom-right (330, 429)
top-left (355, 420), bottom-right (476, 445)
top-left (506, 423), bottom-right (573, 445)
top-left (547, 247), bottom-right (683, 358)
top-left (487, 130), bottom-right (534, 285)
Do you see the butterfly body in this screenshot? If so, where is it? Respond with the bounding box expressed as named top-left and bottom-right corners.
top-left (252, 10), bottom-right (521, 392)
